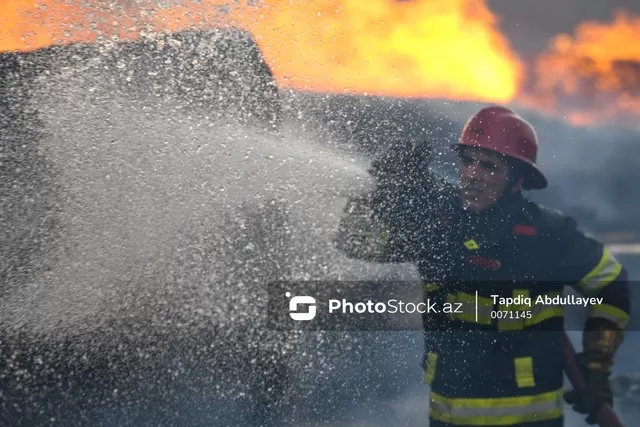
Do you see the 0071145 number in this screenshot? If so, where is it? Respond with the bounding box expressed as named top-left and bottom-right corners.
top-left (490, 310), bottom-right (532, 319)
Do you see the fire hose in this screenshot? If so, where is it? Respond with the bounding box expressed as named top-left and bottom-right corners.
top-left (563, 333), bottom-right (624, 427)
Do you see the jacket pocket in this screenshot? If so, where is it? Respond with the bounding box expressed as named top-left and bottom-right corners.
top-left (514, 356), bottom-right (535, 388)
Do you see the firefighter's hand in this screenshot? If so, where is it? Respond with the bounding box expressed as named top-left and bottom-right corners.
top-left (369, 139), bottom-right (433, 188)
top-left (563, 352), bottom-right (613, 425)
top-left (369, 139), bottom-right (436, 211)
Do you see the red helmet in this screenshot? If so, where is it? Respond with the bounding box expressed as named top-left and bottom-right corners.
top-left (453, 106), bottom-right (547, 190)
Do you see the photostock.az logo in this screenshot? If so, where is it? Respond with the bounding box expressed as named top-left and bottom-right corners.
top-left (286, 292), bottom-right (317, 321)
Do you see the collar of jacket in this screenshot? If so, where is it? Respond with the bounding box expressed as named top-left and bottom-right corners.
top-left (458, 191), bottom-right (526, 232)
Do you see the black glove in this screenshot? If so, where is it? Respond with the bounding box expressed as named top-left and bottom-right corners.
top-left (563, 351), bottom-right (613, 425)
top-left (369, 139), bottom-right (436, 212)
top-left (369, 139), bottom-right (434, 187)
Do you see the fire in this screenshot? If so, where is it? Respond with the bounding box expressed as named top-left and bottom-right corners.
top-left (2, 1), bottom-right (640, 127)
top-left (237, 0), bottom-right (522, 101)
top-left (0, 0), bottom-right (521, 103)
top-left (526, 10), bottom-right (640, 127)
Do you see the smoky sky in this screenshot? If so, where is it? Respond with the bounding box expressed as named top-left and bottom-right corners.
top-left (488, 0), bottom-right (640, 58)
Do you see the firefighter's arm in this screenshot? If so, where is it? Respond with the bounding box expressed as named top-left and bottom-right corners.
top-left (559, 217), bottom-right (630, 371)
top-left (556, 216), bottom-right (630, 421)
top-left (334, 140), bottom-right (434, 263)
top-left (335, 185), bottom-right (422, 263)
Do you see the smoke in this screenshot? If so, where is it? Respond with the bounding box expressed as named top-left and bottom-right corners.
top-left (488, 0), bottom-right (640, 58)
top-left (512, 109), bottom-right (640, 232)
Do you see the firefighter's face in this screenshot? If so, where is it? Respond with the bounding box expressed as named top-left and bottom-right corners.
top-left (459, 147), bottom-right (513, 212)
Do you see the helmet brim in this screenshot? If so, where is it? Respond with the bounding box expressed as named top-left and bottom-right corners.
top-left (520, 162), bottom-right (548, 190)
top-left (451, 143), bottom-right (548, 190)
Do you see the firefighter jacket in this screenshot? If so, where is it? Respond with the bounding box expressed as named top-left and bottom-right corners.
top-left (335, 176), bottom-right (631, 426)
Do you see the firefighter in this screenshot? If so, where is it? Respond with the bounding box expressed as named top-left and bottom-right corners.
top-left (335, 106), bottom-right (631, 426)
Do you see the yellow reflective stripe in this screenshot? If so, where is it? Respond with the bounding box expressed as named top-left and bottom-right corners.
top-left (525, 292), bottom-right (564, 327)
top-left (514, 357), bottom-right (535, 388)
top-left (424, 282), bottom-right (440, 292)
top-left (424, 352), bottom-right (438, 385)
top-left (431, 389), bottom-right (563, 409)
top-left (464, 239), bottom-right (480, 250)
top-left (445, 291), bottom-right (567, 328)
top-left (578, 247), bottom-right (622, 296)
top-left (498, 290), bottom-right (529, 331)
top-left (457, 292), bottom-right (481, 305)
top-left (430, 389), bottom-right (564, 426)
top-left (588, 304), bottom-right (630, 330)
top-left (525, 306), bottom-right (564, 327)
top-left (446, 294), bottom-right (476, 322)
top-left (514, 289), bottom-right (530, 303)
top-left (363, 227), bottom-right (389, 253)
top-left (447, 292), bottom-right (492, 325)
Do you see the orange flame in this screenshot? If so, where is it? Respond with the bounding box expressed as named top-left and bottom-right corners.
top-left (2, 1), bottom-right (640, 127)
top-left (0, 0), bottom-right (521, 103)
top-left (0, 0), bottom-right (140, 50)
top-left (526, 10), bottom-right (640, 127)
top-left (241, 0), bottom-right (522, 101)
